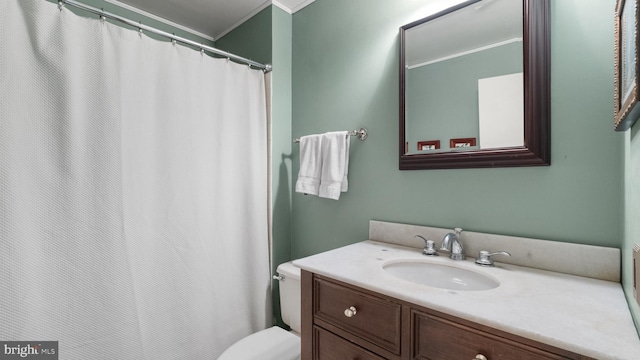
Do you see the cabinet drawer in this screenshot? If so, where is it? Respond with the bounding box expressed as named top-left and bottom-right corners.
top-left (413, 310), bottom-right (570, 360)
top-left (313, 277), bottom-right (402, 354)
top-left (314, 326), bottom-right (386, 360)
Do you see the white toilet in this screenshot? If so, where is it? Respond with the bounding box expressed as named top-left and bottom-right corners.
top-left (217, 262), bottom-right (301, 360)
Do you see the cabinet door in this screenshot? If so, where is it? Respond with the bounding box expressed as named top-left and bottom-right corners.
top-left (314, 326), bottom-right (386, 360)
top-left (412, 310), bottom-right (571, 360)
top-left (314, 277), bottom-right (402, 354)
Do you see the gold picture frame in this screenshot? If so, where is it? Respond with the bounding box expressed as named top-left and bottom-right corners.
top-left (615, 0), bottom-right (640, 131)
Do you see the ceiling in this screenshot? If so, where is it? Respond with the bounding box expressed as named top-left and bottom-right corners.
top-left (108, 0), bottom-right (314, 40)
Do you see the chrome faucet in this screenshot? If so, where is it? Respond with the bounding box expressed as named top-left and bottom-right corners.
top-left (440, 227), bottom-right (465, 260)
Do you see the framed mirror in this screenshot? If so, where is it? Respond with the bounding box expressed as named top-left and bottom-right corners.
top-left (399, 0), bottom-right (550, 170)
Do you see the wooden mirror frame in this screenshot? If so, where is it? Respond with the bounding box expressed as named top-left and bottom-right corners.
top-left (399, 0), bottom-right (550, 170)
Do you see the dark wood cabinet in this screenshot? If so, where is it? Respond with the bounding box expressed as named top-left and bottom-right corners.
top-left (315, 326), bottom-right (387, 360)
top-left (412, 310), bottom-right (567, 360)
top-left (313, 277), bottom-right (402, 355)
top-left (301, 270), bottom-right (594, 360)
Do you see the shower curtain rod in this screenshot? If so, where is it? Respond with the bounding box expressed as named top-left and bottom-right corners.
top-left (58, 0), bottom-right (272, 72)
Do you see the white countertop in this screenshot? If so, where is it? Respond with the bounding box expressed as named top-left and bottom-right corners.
top-left (294, 240), bottom-right (640, 360)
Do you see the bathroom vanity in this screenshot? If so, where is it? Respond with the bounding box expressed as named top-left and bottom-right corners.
top-left (294, 222), bottom-right (640, 360)
top-left (303, 271), bottom-right (587, 359)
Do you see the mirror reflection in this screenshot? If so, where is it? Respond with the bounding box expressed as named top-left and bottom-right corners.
top-left (404, 0), bottom-right (523, 155)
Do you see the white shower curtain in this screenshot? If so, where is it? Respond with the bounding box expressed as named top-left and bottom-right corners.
top-left (0, 0), bottom-right (271, 359)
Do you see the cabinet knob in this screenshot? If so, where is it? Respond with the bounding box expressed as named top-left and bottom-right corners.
top-left (343, 306), bottom-right (357, 318)
top-left (474, 354), bottom-right (488, 360)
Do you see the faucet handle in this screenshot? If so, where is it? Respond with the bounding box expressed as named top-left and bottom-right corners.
top-left (415, 235), bottom-right (438, 256)
top-left (475, 250), bottom-right (511, 266)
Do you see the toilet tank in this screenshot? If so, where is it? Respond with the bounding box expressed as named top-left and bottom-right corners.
top-left (276, 262), bottom-right (301, 334)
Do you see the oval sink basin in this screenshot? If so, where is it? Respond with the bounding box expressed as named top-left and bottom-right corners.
top-left (383, 261), bottom-right (499, 291)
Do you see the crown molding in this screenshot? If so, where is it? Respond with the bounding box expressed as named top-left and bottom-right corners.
top-left (216, 0), bottom-right (315, 39)
top-left (272, 0), bottom-right (316, 14)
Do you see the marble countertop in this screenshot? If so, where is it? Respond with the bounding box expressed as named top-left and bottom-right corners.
top-left (294, 240), bottom-right (640, 360)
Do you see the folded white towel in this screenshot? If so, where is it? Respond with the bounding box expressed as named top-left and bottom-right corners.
top-left (318, 131), bottom-right (350, 200)
top-left (295, 134), bottom-right (323, 196)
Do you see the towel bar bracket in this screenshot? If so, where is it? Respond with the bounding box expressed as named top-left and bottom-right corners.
top-left (352, 127), bottom-right (368, 141)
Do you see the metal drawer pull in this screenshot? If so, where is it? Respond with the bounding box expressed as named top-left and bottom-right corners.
top-left (474, 354), bottom-right (488, 360)
top-left (343, 306), bottom-right (357, 318)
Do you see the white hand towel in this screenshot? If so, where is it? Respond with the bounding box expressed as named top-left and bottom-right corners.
top-left (295, 134), bottom-right (323, 196)
top-left (318, 131), bottom-right (350, 200)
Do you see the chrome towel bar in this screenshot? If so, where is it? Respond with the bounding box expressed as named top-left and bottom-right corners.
top-left (293, 128), bottom-right (368, 143)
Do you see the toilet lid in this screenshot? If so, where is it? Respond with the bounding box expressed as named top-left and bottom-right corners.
top-left (217, 326), bottom-right (300, 360)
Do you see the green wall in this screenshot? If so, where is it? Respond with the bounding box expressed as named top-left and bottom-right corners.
top-left (290, 0), bottom-right (639, 333)
top-left (271, 6), bottom-right (294, 272)
top-left (269, 6), bottom-right (293, 328)
top-left (290, 0), bottom-right (622, 258)
top-left (214, 7), bottom-right (272, 66)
